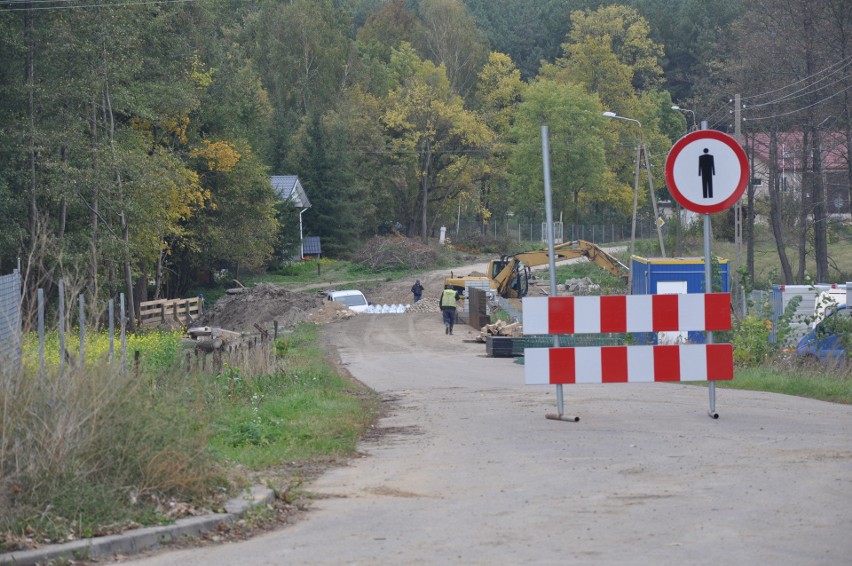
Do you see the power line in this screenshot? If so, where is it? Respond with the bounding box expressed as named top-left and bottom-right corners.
top-left (0, 0), bottom-right (201, 11)
top-left (697, 103), bottom-right (733, 131)
top-left (740, 54), bottom-right (852, 102)
top-left (3, 1), bottom-right (78, 4)
top-left (743, 84), bottom-right (852, 122)
top-left (744, 63), bottom-right (852, 109)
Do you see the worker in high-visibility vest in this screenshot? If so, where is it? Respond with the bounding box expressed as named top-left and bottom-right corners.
top-left (440, 285), bottom-right (462, 335)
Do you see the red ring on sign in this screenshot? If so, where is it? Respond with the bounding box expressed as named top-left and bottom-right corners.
top-left (664, 130), bottom-right (749, 214)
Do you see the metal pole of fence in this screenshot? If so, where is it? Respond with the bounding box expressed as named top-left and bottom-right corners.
top-left (109, 299), bottom-right (115, 365)
top-left (58, 280), bottom-right (65, 377)
top-left (38, 288), bottom-right (45, 378)
top-left (120, 293), bottom-right (127, 370)
top-left (79, 294), bottom-right (85, 367)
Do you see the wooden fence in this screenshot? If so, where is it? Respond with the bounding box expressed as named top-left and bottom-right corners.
top-left (139, 296), bottom-right (201, 327)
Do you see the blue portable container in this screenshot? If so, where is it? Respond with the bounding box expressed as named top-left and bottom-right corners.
top-left (630, 256), bottom-right (730, 344)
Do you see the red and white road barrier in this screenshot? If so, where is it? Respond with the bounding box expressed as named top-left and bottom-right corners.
top-left (524, 344), bottom-right (733, 384)
top-left (522, 293), bottom-right (731, 335)
top-left (522, 294), bottom-right (733, 385)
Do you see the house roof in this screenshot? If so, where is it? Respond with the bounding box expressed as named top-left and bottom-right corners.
top-left (302, 236), bottom-right (321, 256)
top-left (270, 175), bottom-right (311, 209)
top-left (750, 132), bottom-right (847, 170)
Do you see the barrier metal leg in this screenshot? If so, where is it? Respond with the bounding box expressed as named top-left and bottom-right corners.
top-left (708, 382), bottom-right (719, 419)
top-left (546, 384), bottom-right (579, 422)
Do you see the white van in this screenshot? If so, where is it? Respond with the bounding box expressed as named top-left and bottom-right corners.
top-left (327, 290), bottom-right (369, 313)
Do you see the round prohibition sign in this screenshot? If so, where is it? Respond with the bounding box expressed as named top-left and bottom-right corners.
top-left (664, 130), bottom-right (748, 214)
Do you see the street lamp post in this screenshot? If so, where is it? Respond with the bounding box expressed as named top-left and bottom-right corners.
top-left (671, 105), bottom-right (696, 132)
top-left (603, 112), bottom-right (666, 273)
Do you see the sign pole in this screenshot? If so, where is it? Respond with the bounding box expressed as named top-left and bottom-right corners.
top-left (665, 124), bottom-right (748, 419)
top-left (699, 120), bottom-right (718, 418)
top-left (541, 125), bottom-right (577, 422)
top-left (704, 214), bottom-right (718, 418)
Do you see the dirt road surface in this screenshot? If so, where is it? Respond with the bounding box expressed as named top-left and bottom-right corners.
top-left (129, 263), bottom-right (852, 566)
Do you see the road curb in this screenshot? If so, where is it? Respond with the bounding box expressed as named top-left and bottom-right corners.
top-left (0, 485), bottom-right (276, 566)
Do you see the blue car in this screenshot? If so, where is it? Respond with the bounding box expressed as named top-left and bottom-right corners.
top-left (796, 305), bottom-right (848, 365)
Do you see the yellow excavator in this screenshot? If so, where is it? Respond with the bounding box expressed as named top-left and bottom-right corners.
top-left (444, 240), bottom-right (628, 299)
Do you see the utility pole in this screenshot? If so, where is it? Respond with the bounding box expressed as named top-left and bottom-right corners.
top-left (642, 145), bottom-right (666, 258)
top-left (734, 94), bottom-right (743, 261)
top-left (733, 94), bottom-right (744, 315)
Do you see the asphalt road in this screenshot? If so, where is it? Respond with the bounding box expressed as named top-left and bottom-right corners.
top-left (127, 307), bottom-right (852, 566)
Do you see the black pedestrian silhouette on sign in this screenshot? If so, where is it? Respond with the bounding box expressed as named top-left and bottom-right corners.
top-left (698, 148), bottom-right (715, 198)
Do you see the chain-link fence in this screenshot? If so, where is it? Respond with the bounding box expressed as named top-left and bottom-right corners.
top-left (449, 221), bottom-right (649, 245)
top-left (0, 271), bottom-right (22, 377)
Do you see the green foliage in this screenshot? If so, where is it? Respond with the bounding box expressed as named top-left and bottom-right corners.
top-left (3, 323), bottom-right (377, 550)
top-left (379, 43), bottom-right (495, 237)
top-left (563, 5), bottom-right (665, 93)
top-left (1, 353), bottom-right (223, 549)
top-left (271, 258), bottom-right (333, 277)
top-left (211, 324), bottom-right (378, 469)
top-left (727, 294), bottom-right (802, 368)
top-left (730, 315), bottom-right (772, 367)
top-left (248, 0), bottom-right (352, 170)
top-left (509, 80), bottom-right (615, 224)
top-left (293, 112), bottom-right (370, 258)
top-left (186, 140), bottom-right (279, 275)
top-left (415, 0), bottom-right (490, 99)
top-left (634, 0), bottom-right (744, 100)
top-left (463, 0), bottom-right (574, 80)
top-left (490, 308), bottom-right (514, 323)
top-left (21, 330), bottom-right (183, 374)
top-left (720, 360), bottom-right (852, 404)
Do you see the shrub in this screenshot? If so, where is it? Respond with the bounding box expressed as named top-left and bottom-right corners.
top-left (0, 361), bottom-right (223, 548)
top-left (352, 236), bottom-right (438, 272)
top-left (451, 233), bottom-right (515, 255)
top-left (731, 315), bottom-right (772, 366)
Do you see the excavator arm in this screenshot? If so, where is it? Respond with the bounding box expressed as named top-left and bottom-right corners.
top-left (445, 240), bottom-right (627, 300)
top-left (492, 240), bottom-right (627, 298)
top-left (569, 240), bottom-right (629, 282)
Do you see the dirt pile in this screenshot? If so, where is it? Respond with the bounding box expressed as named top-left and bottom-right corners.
top-left (306, 300), bottom-right (359, 323)
top-left (194, 283), bottom-right (325, 333)
top-left (408, 298), bottom-right (441, 313)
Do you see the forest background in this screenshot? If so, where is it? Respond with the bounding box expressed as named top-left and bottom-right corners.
top-left (1, 0), bottom-right (850, 327)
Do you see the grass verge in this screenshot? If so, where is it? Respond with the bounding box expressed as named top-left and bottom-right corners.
top-left (210, 324), bottom-right (379, 469)
top-left (720, 359), bottom-right (852, 404)
top-left (1, 323), bottom-right (378, 553)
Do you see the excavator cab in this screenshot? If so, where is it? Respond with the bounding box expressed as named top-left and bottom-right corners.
top-left (489, 257), bottom-right (530, 298)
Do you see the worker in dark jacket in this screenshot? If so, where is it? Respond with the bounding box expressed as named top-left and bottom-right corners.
top-left (440, 285), bottom-right (462, 335)
top-left (411, 279), bottom-right (424, 302)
